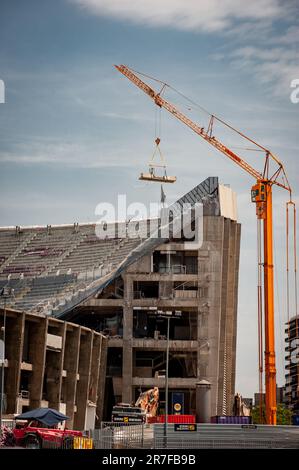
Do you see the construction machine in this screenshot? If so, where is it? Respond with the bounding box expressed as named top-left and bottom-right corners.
top-left (115, 64), bottom-right (297, 425)
top-left (112, 387), bottom-right (159, 423)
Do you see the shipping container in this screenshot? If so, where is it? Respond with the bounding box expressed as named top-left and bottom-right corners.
top-left (147, 414), bottom-right (195, 424)
top-left (211, 416), bottom-right (252, 424)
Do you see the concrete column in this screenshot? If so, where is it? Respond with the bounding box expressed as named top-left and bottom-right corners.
top-left (63, 326), bottom-right (80, 428)
top-left (46, 322), bottom-right (66, 410)
top-left (203, 216), bottom-right (224, 416)
top-left (196, 379), bottom-right (211, 423)
top-left (96, 335), bottom-right (108, 426)
top-left (90, 332), bottom-right (102, 404)
top-left (58, 322), bottom-right (67, 408)
top-left (218, 218), bottom-right (230, 415)
top-left (230, 223), bottom-right (241, 410)
top-left (74, 329), bottom-right (93, 430)
top-left (197, 249), bottom-right (210, 379)
top-left (29, 317), bottom-right (48, 409)
top-left (223, 221), bottom-right (238, 415)
top-left (122, 306), bottom-right (133, 403)
top-left (122, 274), bottom-right (133, 403)
top-left (5, 312), bottom-right (25, 413)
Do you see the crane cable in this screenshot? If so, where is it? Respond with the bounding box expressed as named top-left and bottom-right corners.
top-left (257, 217), bottom-right (264, 422)
top-left (286, 200), bottom-right (298, 402)
top-left (129, 66), bottom-right (270, 154)
top-left (166, 82), bottom-right (271, 153)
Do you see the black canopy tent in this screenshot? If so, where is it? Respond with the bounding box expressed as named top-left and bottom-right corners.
top-left (15, 408), bottom-right (69, 427)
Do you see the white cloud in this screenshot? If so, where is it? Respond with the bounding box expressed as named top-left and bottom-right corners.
top-left (70, 0), bottom-right (284, 32)
top-left (0, 136), bottom-right (188, 172)
top-left (70, 0), bottom-right (298, 97)
top-left (273, 24), bottom-right (299, 45)
top-left (0, 140), bottom-right (140, 168)
top-left (230, 45), bottom-right (299, 96)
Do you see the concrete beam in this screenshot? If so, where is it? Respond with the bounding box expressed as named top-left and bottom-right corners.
top-left (83, 299), bottom-right (124, 307)
top-left (126, 273), bottom-right (198, 282)
top-left (132, 377), bottom-right (198, 388)
top-left (132, 339), bottom-right (199, 350)
top-left (132, 298), bottom-right (199, 308)
top-left (154, 243), bottom-right (204, 252)
top-left (21, 362), bottom-right (33, 371)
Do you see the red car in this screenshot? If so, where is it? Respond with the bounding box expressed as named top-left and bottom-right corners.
top-left (13, 408), bottom-right (84, 449)
top-left (13, 420), bottom-right (83, 449)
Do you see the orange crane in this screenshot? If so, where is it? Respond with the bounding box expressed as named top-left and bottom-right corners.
top-left (115, 64), bottom-right (296, 425)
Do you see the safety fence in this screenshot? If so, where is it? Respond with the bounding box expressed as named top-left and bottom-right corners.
top-left (153, 423), bottom-right (299, 449)
top-left (3, 422), bottom-right (298, 449)
top-left (0, 431), bottom-right (93, 449)
top-left (1, 419), bottom-right (14, 429)
top-left (89, 422), bottom-right (299, 449)
top-left (39, 435), bottom-right (93, 449)
top-left (90, 422), bottom-right (147, 449)
top-left (90, 422), bottom-right (299, 449)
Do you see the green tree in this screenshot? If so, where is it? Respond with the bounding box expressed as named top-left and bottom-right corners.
top-left (252, 404), bottom-right (292, 425)
top-left (277, 404), bottom-right (292, 425)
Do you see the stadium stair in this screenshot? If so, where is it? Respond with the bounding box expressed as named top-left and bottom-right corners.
top-left (0, 232), bottom-right (37, 275)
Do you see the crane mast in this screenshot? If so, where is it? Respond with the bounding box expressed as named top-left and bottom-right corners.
top-left (115, 64), bottom-right (293, 425)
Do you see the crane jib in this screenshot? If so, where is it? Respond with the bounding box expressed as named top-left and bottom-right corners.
top-left (224, 147), bottom-right (241, 163)
top-left (115, 64), bottom-right (291, 192)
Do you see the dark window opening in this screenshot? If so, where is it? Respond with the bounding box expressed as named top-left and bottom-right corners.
top-left (153, 251), bottom-right (198, 274)
top-left (134, 350), bottom-right (197, 378)
top-left (73, 311), bottom-right (123, 336)
top-left (133, 281), bottom-right (159, 299)
top-left (22, 323), bottom-right (30, 362)
top-left (133, 311), bottom-right (197, 340)
top-left (19, 370), bottom-right (31, 397)
top-left (107, 348), bottom-right (123, 377)
top-left (100, 276), bottom-right (124, 299)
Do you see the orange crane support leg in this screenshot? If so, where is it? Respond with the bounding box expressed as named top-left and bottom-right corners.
top-left (263, 183), bottom-right (277, 425)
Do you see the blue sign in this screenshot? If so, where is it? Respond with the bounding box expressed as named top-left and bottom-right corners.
top-left (172, 392), bottom-right (184, 415)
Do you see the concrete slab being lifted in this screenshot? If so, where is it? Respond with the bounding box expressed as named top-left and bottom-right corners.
top-left (139, 172), bottom-right (177, 183)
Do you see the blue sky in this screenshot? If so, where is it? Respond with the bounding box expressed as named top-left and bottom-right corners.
top-left (0, 0), bottom-right (298, 397)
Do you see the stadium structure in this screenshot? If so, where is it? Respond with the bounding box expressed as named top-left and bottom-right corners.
top-left (0, 177), bottom-right (241, 421)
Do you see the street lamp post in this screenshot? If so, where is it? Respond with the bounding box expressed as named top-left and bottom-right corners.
top-left (156, 310), bottom-right (181, 448)
top-left (0, 287), bottom-right (12, 433)
top-left (164, 316), bottom-right (170, 444)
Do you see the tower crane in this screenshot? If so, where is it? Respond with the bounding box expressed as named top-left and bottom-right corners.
top-left (115, 64), bottom-right (295, 425)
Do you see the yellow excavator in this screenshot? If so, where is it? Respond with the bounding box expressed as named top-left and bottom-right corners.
top-left (112, 387), bottom-right (159, 423)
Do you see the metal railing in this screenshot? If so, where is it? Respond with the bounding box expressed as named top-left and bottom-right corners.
top-left (156, 265), bottom-right (187, 274)
top-left (153, 423), bottom-right (299, 449)
top-left (91, 422), bottom-right (147, 449)
top-left (90, 422), bottom-right (299, 450)
top-left (1, 419), bottom-right (14, 429)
